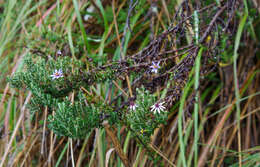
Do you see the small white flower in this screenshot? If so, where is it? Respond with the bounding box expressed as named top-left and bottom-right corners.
top-left (50, 69), bottom-right (63, 80)
top-left (129, 101), bottom-right (137, 111)
top-left (150, 61), bottom-right (160, 73)
top-left (150, 101), bottom-right (166, 114)
top-left (57, 50), bottom-right (62, 55)
top-left (151, 6), bottom-right (158, 13)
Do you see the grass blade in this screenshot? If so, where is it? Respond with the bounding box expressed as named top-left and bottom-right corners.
top-left (72, 0), bottom-right (90, 54)
top-left (194, 47), bottom-right (203, 166)
top-left (233, 10), bottom-right (248, 167)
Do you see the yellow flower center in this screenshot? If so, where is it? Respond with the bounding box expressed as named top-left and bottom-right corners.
top-left (153, 65), bottom-right (158, 69)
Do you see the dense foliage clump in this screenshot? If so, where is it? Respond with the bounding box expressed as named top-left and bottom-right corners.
top-left (8, 0), bottom-right (241, 142)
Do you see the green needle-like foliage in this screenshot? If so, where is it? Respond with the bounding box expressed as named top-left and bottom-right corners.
top-left (7, 52), bottom-right (119, 138)
top-left (125, 87), bottom-right (168, 144)
top-left (8, 51), bottom-right (168, 141)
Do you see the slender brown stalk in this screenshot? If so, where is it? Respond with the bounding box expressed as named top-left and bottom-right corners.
top-left (103, 121), bottom-right (130, 167)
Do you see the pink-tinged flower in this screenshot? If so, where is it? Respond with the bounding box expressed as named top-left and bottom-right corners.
top-left (150, 101), bottom-right (166, 114)
top-left (150, 61), bottom-right (160, 73)
top-left (50, 69), bottom-right (63, 80)
top-left (129, 101), bottom-right (137, 111)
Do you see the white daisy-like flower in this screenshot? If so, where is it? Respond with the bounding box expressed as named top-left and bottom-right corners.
top-left (57, 50), bottom-right (62, 55)
top-left (150, 61), bottom-right (160, 73)
top-left (50, 69), bottom-right (63, 80)
top-left (150, 101), bottom-right (166, 114)
top-left (129, 101), bottom-right (137, 111)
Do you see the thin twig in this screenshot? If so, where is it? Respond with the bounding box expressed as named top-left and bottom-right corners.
top-left (103, 121), bottom-right (130, 167)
